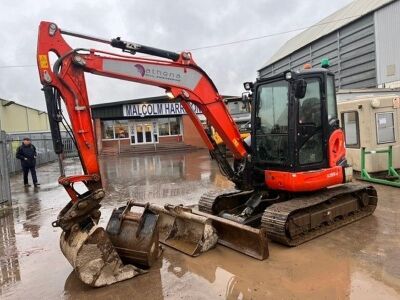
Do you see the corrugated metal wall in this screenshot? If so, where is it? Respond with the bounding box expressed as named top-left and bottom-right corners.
top-left (259, 14), bottom-right (377, 89)
top-left (375, 0), bottom-right (400, 85)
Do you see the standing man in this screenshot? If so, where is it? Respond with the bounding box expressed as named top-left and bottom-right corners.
top-left (16, 137), bottom-right (40, 187)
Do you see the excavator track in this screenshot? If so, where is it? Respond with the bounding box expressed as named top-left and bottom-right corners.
top-left (261, 183), bottom-right (377, 246)
top-left (198, 189), bottom-right (270, 260)
top-left (198, 189), bottom-right (252, 214)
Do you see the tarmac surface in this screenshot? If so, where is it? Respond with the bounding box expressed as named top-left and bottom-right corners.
top-left (0, 150), bottom-right (399, 300)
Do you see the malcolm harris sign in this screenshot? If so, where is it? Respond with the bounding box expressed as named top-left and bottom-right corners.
top-left (123, 102), bottom-right (201, 117)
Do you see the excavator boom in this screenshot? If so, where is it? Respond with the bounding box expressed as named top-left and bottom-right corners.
top-left (37, 21), bottom-right (266, 286)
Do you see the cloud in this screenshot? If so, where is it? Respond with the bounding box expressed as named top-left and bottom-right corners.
top-left (0, 0), bottom-right (352, 110)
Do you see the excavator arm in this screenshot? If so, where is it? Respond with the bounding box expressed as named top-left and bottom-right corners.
top-left (36, 22), bottom-right (263, 287)
top-left (37, 21), bottom-right (250, 225)
top-left (37, 22), bottom-right (249, 224)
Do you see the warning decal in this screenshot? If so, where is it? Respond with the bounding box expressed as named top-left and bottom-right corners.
top-left (39, 55), bottom-right (49, 69)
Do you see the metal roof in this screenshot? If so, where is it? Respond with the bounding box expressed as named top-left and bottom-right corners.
top-left (261, 0), bottom-right (395, 69)
top-left (0, 98), bottom-right (47, 114)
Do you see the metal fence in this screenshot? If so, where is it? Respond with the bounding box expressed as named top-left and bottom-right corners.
top-left (4, 132), bottom-right (77, 174)
top-left (0, 131), bottom-right (11, 204)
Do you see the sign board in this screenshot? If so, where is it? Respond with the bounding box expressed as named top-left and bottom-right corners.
top-left (123, 102), bottom-right (202, 117)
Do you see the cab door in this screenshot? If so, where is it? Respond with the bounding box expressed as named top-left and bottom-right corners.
top-left (296, 77), bottom-right (327, 171)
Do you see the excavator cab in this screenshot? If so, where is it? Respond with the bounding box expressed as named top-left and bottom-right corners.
top-left (200, 66), bottom-right (376, 247)
top-left (248, 67), bottom-right (346, 192)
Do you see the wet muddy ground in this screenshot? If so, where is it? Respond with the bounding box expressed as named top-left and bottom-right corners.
top-left (0, 150), bottom-right (399, 299)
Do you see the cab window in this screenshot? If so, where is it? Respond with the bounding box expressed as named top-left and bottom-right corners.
top-left (326, 75), bottom-right (338, 121)
top-left (255, 80), bottom-right (289, 164)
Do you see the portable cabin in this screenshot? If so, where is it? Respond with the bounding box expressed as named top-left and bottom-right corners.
top-left (337, 94), bottom-right (400, 172)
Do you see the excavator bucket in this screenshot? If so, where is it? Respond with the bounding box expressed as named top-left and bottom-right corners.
top-left (146, 204), bottom-right (219, 256)
top-left (149, 204), bottom-right (268, 259)
top-left (106, 202), bottom-right (160, 267)
top-left (60, 224), bottom-right (145, 287)
top-left (105, 201), bottom-right (268, 261)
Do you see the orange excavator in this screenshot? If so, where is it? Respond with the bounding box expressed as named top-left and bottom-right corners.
top-left (37, 21), bottom-right (378, 287)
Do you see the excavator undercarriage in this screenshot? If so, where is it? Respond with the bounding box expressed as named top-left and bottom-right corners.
top-left (199, 183), bottom-right (377, 246)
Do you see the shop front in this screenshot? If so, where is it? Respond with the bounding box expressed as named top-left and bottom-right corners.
top-left (91, 96), bottom-right (206, 155)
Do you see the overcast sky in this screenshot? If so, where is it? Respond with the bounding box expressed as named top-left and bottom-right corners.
top-left (0, 0), bottom-right (353, 111)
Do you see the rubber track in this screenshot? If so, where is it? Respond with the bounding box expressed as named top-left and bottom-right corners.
top-left (261, 183), bottom-right (377, 246)
top-left (198, 188), bottom-right (242, 214)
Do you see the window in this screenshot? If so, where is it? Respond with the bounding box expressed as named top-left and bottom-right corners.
top-left (341, 111), bottom-right (360, 148)
top-left (102, 121), bottom-right (114, 139)
top-left (102, 120), bottom-right (129, 139)
top-left (255, 80), bottom-right (289, 164)
top-left (114, 120), bottom-right (129, 139)
top-left (227, 101), bottom-right (248, 114)
top-left (157, 118), bottom-right (182, 136)
top-left (298, 78), bottom-right (323, 165)
top-left (376, 112), bottom-right (395, 144)
top-left (158, 118), bottom-right (170, 136)
top-left (299, 79), bottom-right (321, 126)
top-left (169, 117), bottom-right (180, 135)
top-left (326, 75), bottom-right (338, 121)
top-left (258, 81), bottom-right (289, 134)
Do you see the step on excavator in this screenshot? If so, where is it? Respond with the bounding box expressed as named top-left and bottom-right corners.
top-left (36, 21), bottom-right (378, 287)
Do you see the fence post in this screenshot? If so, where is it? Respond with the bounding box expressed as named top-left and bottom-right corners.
top-left (0, 131), bottom-right (11, 204)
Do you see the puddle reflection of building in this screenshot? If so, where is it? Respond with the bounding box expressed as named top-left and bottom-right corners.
top-left (0, 208), bottom-right (21, 293)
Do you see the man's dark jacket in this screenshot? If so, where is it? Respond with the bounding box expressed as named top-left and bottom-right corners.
top-left (16, 144), bottom-right (37, 168)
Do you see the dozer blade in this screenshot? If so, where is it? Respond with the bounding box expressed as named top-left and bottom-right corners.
top-left (145, 203), bottom-right (219, 257)
top-left (60, 222), bottom-right (145, 287)
top-left (194, 210), bottom-right (269, 260)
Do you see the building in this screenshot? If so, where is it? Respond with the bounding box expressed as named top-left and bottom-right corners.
top-left (0, 98), bottom-right (50, 133)
top-left (259, 0), bottom-right (400, 89)
top-left (91, 95), bottom-right (243, 155)
top-left (337, 94), bottom-right (400, 172)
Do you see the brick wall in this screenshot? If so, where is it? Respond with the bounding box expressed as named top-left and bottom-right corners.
top-left (159, 135), bottom-right (182, 143)
top-left (182, 115), bottom-right (207, 148)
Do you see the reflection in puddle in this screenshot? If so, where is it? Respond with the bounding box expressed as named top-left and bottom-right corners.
top-left (22, 197), bottom-right (41, 238)
top-left (100, 152), bottom-right (234, 207)
top-left (0, 209), bottom-right (20, 294)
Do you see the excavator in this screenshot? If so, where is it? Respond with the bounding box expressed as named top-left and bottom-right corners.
top-left (36, 21), bottom-right (378, 287)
